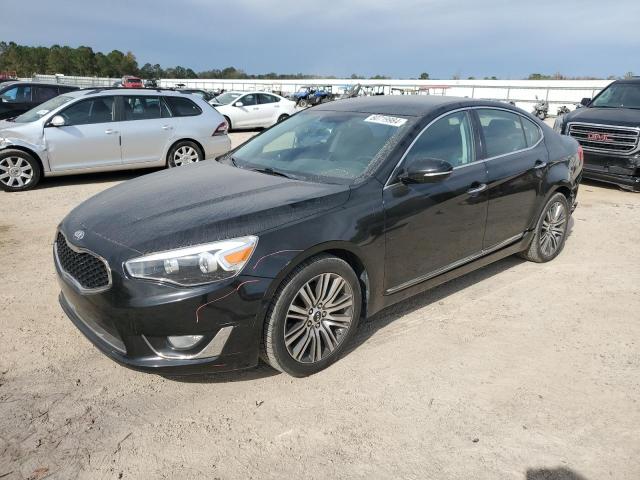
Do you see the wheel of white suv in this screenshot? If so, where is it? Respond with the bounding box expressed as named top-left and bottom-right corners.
top-left (167, 141), bottom-right (203, 168)
top-left (520, 192), bottom-right (569, 263)
top-left (261, 255), bottom-right (362, 377)
top-left (0, 149), bottom-right (41, 192)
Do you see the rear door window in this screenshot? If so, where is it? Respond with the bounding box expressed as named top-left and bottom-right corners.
top-left (521, 116), bottom-right (542, 146)
top-left (477, 109), bottom-right (527, 158)
top-left (258, 93), bottom-right (279, 104)
top-left (122, 96), bottom-right (164, 120)
top-left (34, 86), bottom-right (59, 103)
top-left (164, 96), bottom-right (202, 117)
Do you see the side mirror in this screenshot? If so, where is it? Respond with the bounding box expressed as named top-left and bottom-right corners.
top-left (580, 97), bottom-right (591, 107)
top-left (50, 115), bottom-right (66, 127)
top-left (234, 101), bottom-right (244, 107)
top-left (399, 158), bottom-right (453, 184)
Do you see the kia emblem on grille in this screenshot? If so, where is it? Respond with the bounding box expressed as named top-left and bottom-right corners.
top-left (73, 230), bottom-right (85, 240)
top-left (587, 132), bottom-right (611, 142)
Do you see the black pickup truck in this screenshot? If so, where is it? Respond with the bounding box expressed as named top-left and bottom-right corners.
top-left (554, 79), bottom-right (640, 191)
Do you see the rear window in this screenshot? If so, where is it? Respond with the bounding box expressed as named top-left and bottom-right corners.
top-left (164, 96), bottom-right (202, 117)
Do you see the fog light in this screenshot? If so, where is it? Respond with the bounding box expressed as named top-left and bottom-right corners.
top-left (167, 335), bottom-right (204, 350)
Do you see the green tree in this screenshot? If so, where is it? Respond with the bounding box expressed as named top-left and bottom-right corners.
top-left (419, 72), bottom-right (429, 80)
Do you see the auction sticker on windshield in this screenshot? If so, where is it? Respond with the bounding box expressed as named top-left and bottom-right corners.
top-left (364, 114), bottom-right (407, 127)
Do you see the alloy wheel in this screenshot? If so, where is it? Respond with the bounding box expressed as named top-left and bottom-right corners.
top-left (284, 273), bottom-right (354, 364)
top-left (172, 146), bottom-right (200, 166)
top-left (0, 156), bottom-right (33, 188)
top-left (540, 201), bottom-right (567, 257)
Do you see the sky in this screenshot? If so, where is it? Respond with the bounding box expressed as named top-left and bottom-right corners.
top-left (3, 0), bottom-right (639, 79)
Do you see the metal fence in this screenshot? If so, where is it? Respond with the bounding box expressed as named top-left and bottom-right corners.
top-left (30, 74), bottom-right (119, 88)
top-left (23, 74), bottom-right (611, 116)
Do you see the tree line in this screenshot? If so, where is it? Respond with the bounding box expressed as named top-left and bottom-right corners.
top-left (0, 42), bottom-right (331, 80)
top-left (0, 42), bottom-right (629, 81)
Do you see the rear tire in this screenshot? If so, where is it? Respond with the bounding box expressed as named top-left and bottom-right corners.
top-left (277, 114), bottom-right (289, 123)
top-left (0, 149), bottom-right (41, 192)
top-left (298, 99), bottom-right (309, 108)
top-left (167, 141), bottom-right (203, 168)
top-left (519, 192), bottom-right (569, 263)
top-left (260, 255), bottom-right (362, 377)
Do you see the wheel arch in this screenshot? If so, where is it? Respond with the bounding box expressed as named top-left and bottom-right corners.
top-left (0, 145), bottom-right (45, 174)
top-left (165, 138), bottom-right (205, 164)
top-left (257, 242), bottom-right (373, 328)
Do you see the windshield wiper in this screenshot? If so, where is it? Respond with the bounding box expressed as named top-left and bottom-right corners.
top-left (250, 167), bottom-right (296, 180)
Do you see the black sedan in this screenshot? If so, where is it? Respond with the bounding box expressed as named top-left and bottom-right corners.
top-left (55, 96), bottom-right (582, 377)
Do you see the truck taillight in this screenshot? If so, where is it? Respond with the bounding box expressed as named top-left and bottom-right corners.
top-left (577, 145), bottom-right (584, 165)
top-left (213, 121), bottom-right (228, 136)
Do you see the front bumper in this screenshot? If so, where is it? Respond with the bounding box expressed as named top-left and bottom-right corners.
top-left (582, 151), bottom-right (640, 191)
top-left (56, 256), bottom-right (273, 375)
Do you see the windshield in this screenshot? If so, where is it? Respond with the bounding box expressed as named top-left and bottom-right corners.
top-left (215, 92), bottom-right (242, 105)
top-left (228, 110), bottom-right (413, 184)
top-left (13, 95), bottom-right (75, 123)
top-left (591, 83), bottom-right (640, 109)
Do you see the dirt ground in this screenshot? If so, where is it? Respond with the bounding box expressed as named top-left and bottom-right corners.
top-left (1, 131), bottom-right (639, 480)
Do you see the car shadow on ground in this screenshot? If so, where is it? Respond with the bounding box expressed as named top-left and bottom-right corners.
top-left (169, 250), bottom-right (541, 384)
top-left (526, 467), bottom-right (589, 480)
top-left (34, 168), bottom-right (162, 190)
top-left (342, 254), bottom-right (526, 361)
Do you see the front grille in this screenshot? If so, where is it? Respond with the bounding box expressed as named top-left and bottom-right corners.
top-left (568, 123), bottom-right (640, 155)
top-left (55, 232), bottom-right (110, 291)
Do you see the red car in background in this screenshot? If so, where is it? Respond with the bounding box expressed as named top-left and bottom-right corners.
top-left (121, 76), bottom-right (143, 88)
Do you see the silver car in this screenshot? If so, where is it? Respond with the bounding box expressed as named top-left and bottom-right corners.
top-left (0, 88), bottom-right (231, 191)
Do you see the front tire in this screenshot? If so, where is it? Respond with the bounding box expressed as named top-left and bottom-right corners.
top-left (520, 192), bottom-right (569, 263)
top-left (277, 114), bottom-right (289, 123)
top-left (261, 255), bottom-right (362, 377)
top-left (298, 99), bottom-right (309, 108)
top-left (0, 149), bottom-right (41, 192)
top-left (537, 111), bottom-right (547, 120)
top-left (167, 141), bottom-right (203, 168)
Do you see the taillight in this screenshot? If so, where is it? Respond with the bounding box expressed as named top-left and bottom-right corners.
top-left (577, 145), bottom-right (584, 165)
top-left (213, 121), bottom-right (228, 136)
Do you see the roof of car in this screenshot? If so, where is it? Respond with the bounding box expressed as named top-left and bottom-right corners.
top-left (313, 95), bottom-right (512, 116)
top-left (0, 81), bottom-right (77, 88)
top-left (68, 88), bottom-right (203, 98)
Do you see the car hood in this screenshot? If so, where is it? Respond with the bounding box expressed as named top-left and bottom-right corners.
top-left (61, 161), bottom-right (350, 255)
top-left (564, 107), bottom-right (640, 128)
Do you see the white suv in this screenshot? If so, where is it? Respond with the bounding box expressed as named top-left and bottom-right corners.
top-left (0, 88), bottom-right (231, 191)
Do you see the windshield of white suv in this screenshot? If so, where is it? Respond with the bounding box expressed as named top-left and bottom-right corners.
top-left (13, 95), bottom-right (75, 123)
top-left (591, 83), bottom-right (640, 109)
top-left (227, 109), bottom-right (413, 185)
top-left (215, 92), bottom-right (242, 105)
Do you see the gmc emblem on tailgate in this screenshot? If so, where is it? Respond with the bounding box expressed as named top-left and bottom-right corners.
top-left (587, 132), bottom-right (611, 142)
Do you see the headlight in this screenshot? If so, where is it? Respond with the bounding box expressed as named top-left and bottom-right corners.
top-left (553, 116), bottom-right (565, 134)
top-left (125, 236), bottom-right (258, 286)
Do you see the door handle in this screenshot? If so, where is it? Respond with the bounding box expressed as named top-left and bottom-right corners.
top-left (161, 125), bottom-right (173, 130)
top-left (534, 161), bottom-right (547, 169)
top-left (104, 129), bottom-right (118, 135)
top-left (253, 107), bottom-right (259, 110)
top-left (467, 183), bottom-right (487, 195)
